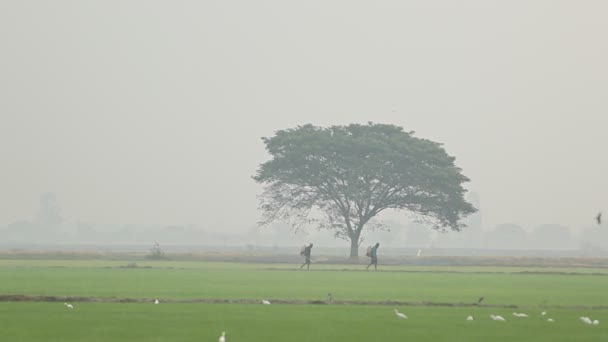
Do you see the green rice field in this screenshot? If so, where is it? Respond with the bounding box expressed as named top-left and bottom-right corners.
top-left (0, 259), bottom-right (606, 341)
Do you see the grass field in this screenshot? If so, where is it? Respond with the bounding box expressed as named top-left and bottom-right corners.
top-left (0, 259), bottom-right (606, 341)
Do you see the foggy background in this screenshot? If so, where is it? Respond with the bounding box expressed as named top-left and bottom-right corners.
top-left (1, 1), bottom-right (607, 253)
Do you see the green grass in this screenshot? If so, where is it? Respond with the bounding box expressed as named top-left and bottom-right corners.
top-left (0, 259), bottom-right (607, 341)
top-left (0, 303), bottom-right (605, 342)
top-left (0, 260), bottom-right (607, 306)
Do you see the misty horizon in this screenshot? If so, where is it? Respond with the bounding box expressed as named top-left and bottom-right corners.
top-left (2, 190), bottom-right (607, 253)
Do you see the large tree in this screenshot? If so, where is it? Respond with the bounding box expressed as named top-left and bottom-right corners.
top-left (253, 123), bottom-right (476, 257)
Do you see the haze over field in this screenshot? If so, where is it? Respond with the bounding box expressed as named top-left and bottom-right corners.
top-left (1, 1), bottom-right (607, 248)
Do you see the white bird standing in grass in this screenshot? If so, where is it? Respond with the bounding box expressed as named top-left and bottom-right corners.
top-left (64, 303), bottom-right (74, 309)
top-left (547, 318), bottom-right (555, 322)
top-left (541, 311), bottom-right (547, 316)
top-left (512, 312), bottom-right (528, 317)
top-left (154, 299), bottom-right (159, 304)
top-left (262, 300), bottom-right (271, 305)
top-left (490, 314), bottom-right (506, 321)
top-left (394, 309), bottom-right (407, 319)
top-left (466, 315), bottom-right (474, 321)
top-left (218, 331), bottom-right (226, 342)
top-left (579, 316), bottom-right (599, 325)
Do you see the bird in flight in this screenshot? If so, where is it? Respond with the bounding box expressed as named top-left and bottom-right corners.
top-left (478, 296), bottom-right (484, 304)
top-left (597, 212), bottom-right (602, 225)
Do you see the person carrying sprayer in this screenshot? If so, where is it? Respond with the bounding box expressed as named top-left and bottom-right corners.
top-left (366, 242), bottom-right (380, 271)
top-left (300, 243), bottom-right (313, 270)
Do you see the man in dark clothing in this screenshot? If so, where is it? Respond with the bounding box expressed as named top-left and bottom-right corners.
top-left (366, 242), bottom-right (380, 271)
top-left (300, 243), bottom-right (313, 270)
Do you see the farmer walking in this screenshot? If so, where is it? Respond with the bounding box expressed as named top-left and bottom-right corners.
top-left (366, 242), bottom-right (380, 271)
top-left (300, 243), bottom-right (313, 270)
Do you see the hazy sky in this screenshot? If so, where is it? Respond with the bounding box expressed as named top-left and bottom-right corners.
top-left (1, 1), bottom-right (607, 233)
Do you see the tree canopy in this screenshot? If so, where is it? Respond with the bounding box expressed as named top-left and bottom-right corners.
top-left (253, 122), bottom-right (476, 257)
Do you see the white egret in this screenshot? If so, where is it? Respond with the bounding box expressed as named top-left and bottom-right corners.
top-left (262, 300), bottom-right (271, 305)
top-left (154, 299), bottom-right (159, 304)
top-left (466, 315), bottom-right (474, 321)
top-left (547, 318), bottom-right (555, 322)
top-left (64, 303), bottom-right (74, 309)
top-left (580, 316), bottom-right (592, 325)
top-left (541, 311), bottom-right (547, 316)
top-left (593, 320), bottom-right (599, 325)
top-left (416, 249), bottom-right (422, 257)
top-left (218, 331), bottom-right (226, 342)
top-left (394, 309), bottom-right (407, 319)
top-left (490, 314), bottom-right (506, 321)
top-left (512, 313), bottom-right (528, 318)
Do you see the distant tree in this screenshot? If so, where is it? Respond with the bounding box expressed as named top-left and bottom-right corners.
top-left (529, 224), bottom-right (573, 250)
top-left (579, 226), bottom-right (608, 250)
top-left (36, 192), bottom-right (63, 226)
top-left (486, 223), bottom-right (527, 250)
top-left (253, 123), bottom-right (476, 257)
top-left (75, 221), bottom-right (97, 241)
top-left (146, 241), bottom-right (164, 259)
top-left (4, 220), bottom-right (37, 243)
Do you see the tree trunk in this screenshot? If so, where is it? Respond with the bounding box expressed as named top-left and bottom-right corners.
top-left (349, 237), bottom-right (359, 259)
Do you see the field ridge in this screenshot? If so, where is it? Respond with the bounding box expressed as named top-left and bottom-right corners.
top-left (3, 294), bottom-right (608, 311)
